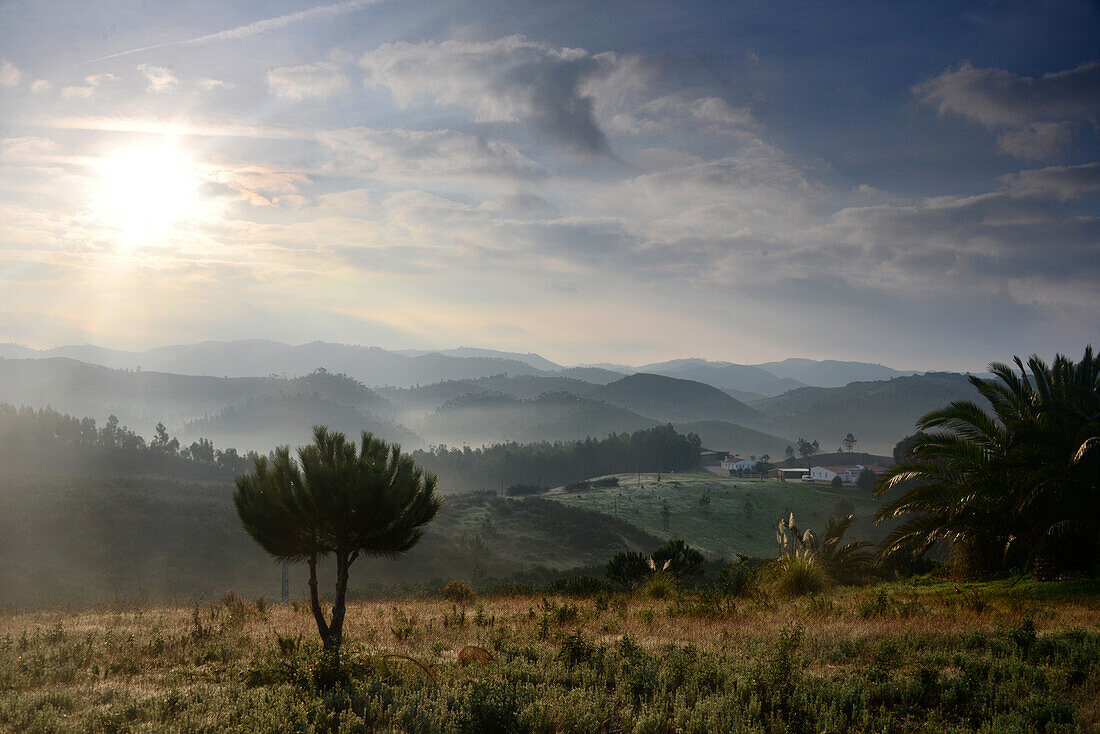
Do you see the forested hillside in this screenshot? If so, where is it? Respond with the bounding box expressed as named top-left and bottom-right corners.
top-left (752, 372), bottom-right (981, 453)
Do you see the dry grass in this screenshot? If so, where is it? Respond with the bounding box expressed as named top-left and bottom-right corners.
top-left (1, 579), bottom-right (1097, 732)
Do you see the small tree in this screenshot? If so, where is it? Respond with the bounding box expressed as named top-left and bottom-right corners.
top-left (755, 454), bottom-right (775, 481)
top-left (606, 551), bottom-right (650, 590)
top-left (857, 467), bottom-right (877, 492)
top-left (234, 427), bottom-right (441, 661)
top-left (843, 433), bottom-right (857, 454)
top-left (797, 438), bottom-right (819, 466)
top-left (651, 539), bottom-right (705, 583)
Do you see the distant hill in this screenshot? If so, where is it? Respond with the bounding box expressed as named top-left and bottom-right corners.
top-left (2, 340), bottom-right (552, 386)
top-left (752, 372), bottom-right (981, 454)
top-left (593, 373), bottom-right (762, 424)
top-left (0, 358), bottom-right (398, 440)
top-left (556, 366), bottom-right (627, 384)
top-left (754, 358), bottom-right (916, 388)
top-left (396, 347), bottom-right (562, 372)
top-left (721, 388), bottom-right (767, 403)
top-left (0, 357), bottom-right (278, 430)
top-left (640, 358), bottom-right (804, 397)
top-left (381, 374), bottom-right (601, 414)
top-left (419, 392), bottom-right (658, 446)
top-left (182, 392), bottom-right (421, 453)
top-left (673, 420), bottom-right (792, 458)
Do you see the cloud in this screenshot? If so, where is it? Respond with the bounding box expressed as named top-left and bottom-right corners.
top-left (996, 121), bottom-right (1075, 161)
top-left (358, 35), bottom-right (640, 154)
top-left (197, 78), bottom-right (235, 91)
top-left (212, 165), bottom-right (311, 206)
top-left (138, 64), bottom-right (178, 93)
top-left (609, 95), bottom-right (753, 136)
top-left (0, 60), bottom-right (21, 89)
top-left (915, 61), bottom-right (1100, 127)
top-left (1000, 162), bottom-right (1100, 201)
top-left (267, 61), bottom-right (347, 100)
top-left (60, 73), bottom-right (116, 99)
top-left (0, 137), bottom-right (56, 162)
top-left (88, 0), bottom-right (384, 62)
top-left (822, 191), bottom-right (1099, 289)
top-left (317, 126), bottom-right (545, 180)
top-left (30, 79), bottom-right (52, 94)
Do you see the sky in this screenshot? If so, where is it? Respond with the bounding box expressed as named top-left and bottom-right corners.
top-left (0, 0), bottom-right (1097, 371)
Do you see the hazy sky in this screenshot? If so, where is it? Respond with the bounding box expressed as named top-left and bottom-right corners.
top-left (0, 1), bottom-right (1097, 370)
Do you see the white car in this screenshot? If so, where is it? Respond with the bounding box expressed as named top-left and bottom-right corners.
top-left (801, 475), bottom-right (814, 482)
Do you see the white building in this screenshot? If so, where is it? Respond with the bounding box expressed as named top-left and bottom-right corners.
top-left (810, 465), bottom-right (864, 483)
top-left (721, 457), bottom-right (757, 471)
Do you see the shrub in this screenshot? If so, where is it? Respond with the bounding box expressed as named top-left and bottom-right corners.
top-left (771, 550), bottom-right (830, 596)
top-left (830, 476), bottom-right (843, 489)
top-left (441, 581), bottom-right (477, 605)
top-left (715, 557), bottom-right (758, 598)
top-left (452, 682), bottom-right (522, 734)
top-left (643, 572), bottom-right (676, 599)
top-left (547, 575), bottom-right (610, 597)
top-left (558, 631), bottom-right (595, 667)
top-left (592, 477), bottom-right (619, 488)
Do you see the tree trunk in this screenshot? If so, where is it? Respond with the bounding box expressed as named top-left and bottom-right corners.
top-left (328, 551), bottom-right (351, 658)
top-left (307, 554), bottom-right (331, 649)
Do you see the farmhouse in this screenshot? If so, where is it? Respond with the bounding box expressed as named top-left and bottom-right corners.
top-left (720, 457), bottom-right (756, 471)
top-left (809, 464), bottom-right (889, 483)
top-left (810, 465), bottom-right (861, 483)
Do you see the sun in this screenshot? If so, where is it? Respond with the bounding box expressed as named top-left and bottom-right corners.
top-left (91, 139), bottom-right (209, 246)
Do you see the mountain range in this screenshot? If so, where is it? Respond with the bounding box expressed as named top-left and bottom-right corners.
top-left (0, 339), bottom-right (981, 456)
top-left (0, 340), bottom-right (917, 395)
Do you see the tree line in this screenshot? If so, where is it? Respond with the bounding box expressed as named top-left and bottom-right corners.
top-left (0, 403), bottom-right (253, 479)
top-left (411, 424), bottom-right (703, 492)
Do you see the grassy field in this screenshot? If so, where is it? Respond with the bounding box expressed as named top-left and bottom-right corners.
top-left (2, 579), bottom-right (1097, 733)
top-left (536, 472), bottom-right (883, 558)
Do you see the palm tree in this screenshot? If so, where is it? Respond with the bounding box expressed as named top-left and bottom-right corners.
top-left (235, 427), bottom-right (442, 660)
top-left (874, 347), bottom-right (1099, 577)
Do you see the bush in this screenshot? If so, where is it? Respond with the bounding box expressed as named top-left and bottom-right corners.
top-left (547, 575), bottom-right (610, 597)
top-left (770, 550), bottom-right (830, 596)
top-left (643, 572), bottom-right (676, 599)
top-left (452, 682), bottom-right (522, 734)
top-left (564, 480), bottom-right (592, 492)
top-left (830, 476), bottom-right (843, 489)
top-left (715, 558), bottom-right (758, 598)
top-left (592, 477), bottom-right (619, 488)
top-left (606, 551), bottom-right (650, 590)
top-left (441, 581), bottom-right (477, 605)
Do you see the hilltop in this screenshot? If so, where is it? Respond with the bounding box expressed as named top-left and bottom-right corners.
top-left (593, 373), bottom-right (761, 424)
